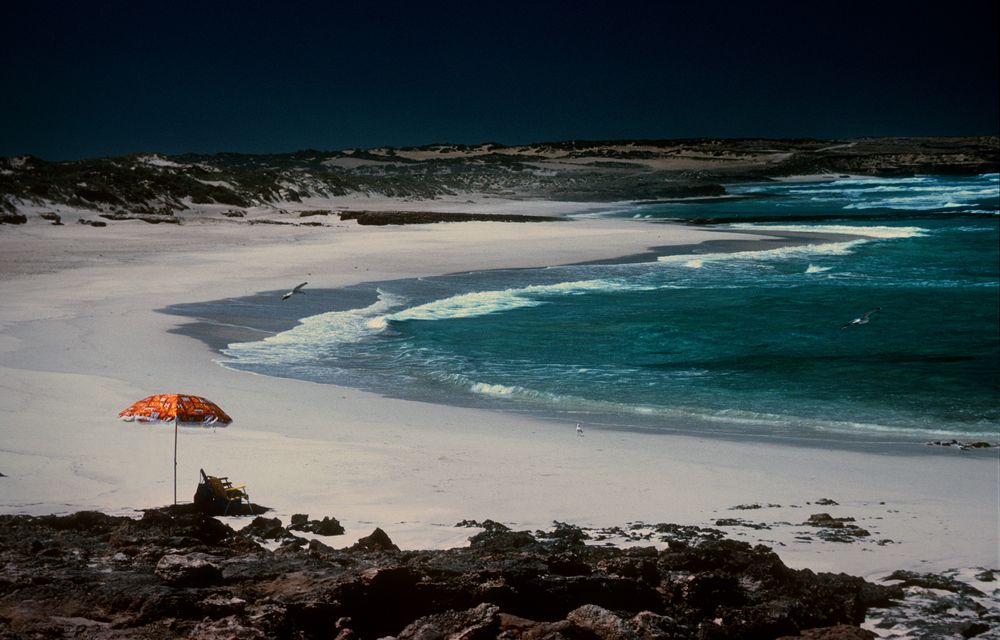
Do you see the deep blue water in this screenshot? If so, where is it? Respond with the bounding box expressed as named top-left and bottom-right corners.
top-left (223, 174), bottom-right (999, 442)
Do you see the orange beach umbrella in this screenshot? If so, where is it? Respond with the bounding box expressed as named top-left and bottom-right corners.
top-left (119, 394), bottom-right (233, 504)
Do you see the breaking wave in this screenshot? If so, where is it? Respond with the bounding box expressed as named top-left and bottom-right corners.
top-left (727, 224), bottom-right (928, 238)
top-left (223, 290), bottom-right (404, 364)
top-left (382, 278), bottom-right (662, 324)
top-left (657, 239), bottom-right (866, 268)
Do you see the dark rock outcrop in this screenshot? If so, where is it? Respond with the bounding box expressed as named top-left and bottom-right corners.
top-left (0, 508), bottom-right (904, 639)
top-left (802, 513), bottom-right (871, 542)
top-left (154, 552), bottom-right (223, 586)
top-left (0, 213), bottom-right (26, 224)
top-left (339, 210), bottom-right (562, 225)
top-left (349, 527), bottom-right (400, 552)
top-left (288, 514), bottom-right (346, 536)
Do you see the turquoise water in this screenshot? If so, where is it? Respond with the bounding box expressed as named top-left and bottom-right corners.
top-left (224, 174), bottom-right (999, 442)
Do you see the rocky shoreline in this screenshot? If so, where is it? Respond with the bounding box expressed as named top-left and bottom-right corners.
top-left (0, 506), bottom-right (913, 640)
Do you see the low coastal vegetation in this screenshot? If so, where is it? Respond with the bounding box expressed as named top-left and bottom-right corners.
top-left (1, 137), bottom-right (996, 218)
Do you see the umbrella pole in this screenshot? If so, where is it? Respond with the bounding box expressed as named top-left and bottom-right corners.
top-left (173, 419), bottom-right (178, 505)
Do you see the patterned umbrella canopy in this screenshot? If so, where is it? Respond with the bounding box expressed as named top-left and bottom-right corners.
top-left (119, 394), bottom-right (233, 504)
top-left (119, 394), bottom-right (232, 425)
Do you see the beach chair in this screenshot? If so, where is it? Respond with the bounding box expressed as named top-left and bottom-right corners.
top-left (197, 468), bottom-right (252, 515)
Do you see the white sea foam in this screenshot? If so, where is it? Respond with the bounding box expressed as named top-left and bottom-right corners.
top-left (843, 194), bottom-right (987, 210)
top-left (469, 382), bottom-right (519, 397)
top-left (805, 264), bottom-right (832, 273)
top-left (224, 290), bottom-right (403, 364)
top-left (386, 278), bottom-right (658, 323)
top-left (657, 239), bottom-right (865, 267)
top-left (727, 223), bottom-right (927, 238)
top-left (774, 175), bottom-right (997, 210)
top-left (387, 289), bottom-right (544, 322)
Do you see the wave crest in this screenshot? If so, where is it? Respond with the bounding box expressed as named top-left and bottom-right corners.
top-left (223, 290), bottom-right (403, 364)
top-left (728, 223), bottom-right (927, 238)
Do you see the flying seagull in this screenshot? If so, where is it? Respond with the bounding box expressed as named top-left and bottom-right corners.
top-left (841, 307), bottom-right (880, 329)
top-left (576, 423), bottom-right (584, 437)
top-left (281, 282), bottom-right (308, 300)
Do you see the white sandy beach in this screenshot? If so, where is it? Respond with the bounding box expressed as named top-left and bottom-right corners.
top-left (0, 198), bottom-right (996, 582)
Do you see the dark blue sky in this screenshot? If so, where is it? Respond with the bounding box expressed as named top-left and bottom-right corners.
top-left (2, 1), bottom-right (997, 160)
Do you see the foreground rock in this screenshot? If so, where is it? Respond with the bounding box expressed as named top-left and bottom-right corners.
top-left (0, 508), bottom-right (903, 639)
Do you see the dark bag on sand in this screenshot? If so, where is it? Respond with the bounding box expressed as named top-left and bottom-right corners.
top-left (193, 481), bottom-right (215, 514)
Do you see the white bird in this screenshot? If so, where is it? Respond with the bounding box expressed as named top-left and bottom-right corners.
top-left (576, 423), bottom-right (584, 437)
top-left (841, 307), bottom-right (880, 329)
top-left (281, 282), bottom-right (308, 301)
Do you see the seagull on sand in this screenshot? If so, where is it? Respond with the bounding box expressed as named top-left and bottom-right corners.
top-left (281, 282), bottom-right (308, 300)
top-left (576, 423), bottom-right (584, 437)
top-left (841, 307), bottom-right (880, 329)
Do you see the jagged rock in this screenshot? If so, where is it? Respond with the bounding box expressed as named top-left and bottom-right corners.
top-left (777, 624), bottom-right (876, 639)
top-left (802, 513), bottom-right (870, 542)
top-left (566, 604), bottom-right (639, 640)
top-left (0, 508), bottom-right (910, 640)
top-left (131, 507), bottom-right (236, 546)
top-left (287, 514), bottom-right (346, 536)
top-left (242, 516), bottom-right (288, 540)
top-left (188, 616), bottom-right (268, 639)
top-left (275, 537), bottom-right (308, 554)
top-left (804, 514), bottom-right (854, 528)
top-left (814, 498), bottom-right (840, 506)
top-left (960, 622), bottom-right (993, 638)
top-left (307, 538), bottom-right (337, 556)
top-left (650, 522), bottom-right (726, 543)
top-left (629, 610), bottom-right (689, 638)
top-left (154, 552), bottom-right (223, 586)
top-left (714, 518), bottom-right (771, 530)
top-left (469, 522), bottom-right (538, 551)
top-left (396, 602), bottom-right (500, 639)
top-left (498, 613), bottom-right (575, 639)
top-left (350, 527), bottom-right (400, 552)
top-left (535, 521), bottom-right (590, 547)
top-left (882, 570), bottom-right (986, 597)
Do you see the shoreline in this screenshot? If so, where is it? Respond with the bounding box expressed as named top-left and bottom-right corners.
top-left (166, 227), bottom-right (990, 452)
top-left (1, 200), bottom-right (997, 581)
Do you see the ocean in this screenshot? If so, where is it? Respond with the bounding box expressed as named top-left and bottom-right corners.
top-left (196, 173), bottom-right (999, 443)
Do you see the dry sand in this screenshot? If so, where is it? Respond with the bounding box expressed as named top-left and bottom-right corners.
top-left (0, 199), bottom-right (996, 581)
